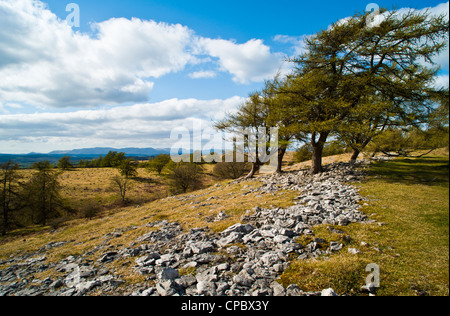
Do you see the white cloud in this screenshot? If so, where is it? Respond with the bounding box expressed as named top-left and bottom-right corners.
top-left (197, 38), bottom-right (288, 84)
top-left (0, 96), bottom-right (245, 152)
top-left (273, 34), bottom-right (309, 57)
top-left (0, 0), bottom-right (197, 108)
top-left (188, 71), bottom-right (217, 79)
top-left (386, 2), bottom-right (449, 71)
top-left (0, 0), bottom-right (288, 109)
top-left (433, 74), bottom-right (450, 89)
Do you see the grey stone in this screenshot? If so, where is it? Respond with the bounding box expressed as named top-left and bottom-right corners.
top-left (222, 223), bottom-right (255, 236)
top-left (189, 241), bottom-right (215, 254)
top-left (135, 253), bottom-right (160, 267)
top-left (157, 268), bottom-right (180, 281)
top-left (348, 248), bottom-right (362, 255)
top-left (329, 242), bottom-right (343, 252)
top-left (197, 281), bottom-right (217, 296)
top-left (156, 254), bottom-right (175, 267)
top-left (232, 270), bottom-right (255, 287)
top-left (286, 284), bottom-right (303, 296)
top-left (177, 274), bottom-right (197, 289)
top-left (321, 288), bottom-right (338, 296)
top-left (75, 281), bottom-right (100, 295)
top-left (141, 287), bottom-right (156, 296)
top-left (217, 232), bottom-right (242, 247)
top-left (271, 281), bottom-right (286, 296)
top-left (156, 280), bottom-right (178, 296)
top-left (260, 252), bottom-right (282, 266)
top-left (196, 267), bottom-right (218, 283)
top-left (273, 235), bottom-right (290, 244)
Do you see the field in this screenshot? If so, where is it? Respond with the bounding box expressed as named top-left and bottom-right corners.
top-left (1, 151), bottom-right (449, 296)
top-left (281, 152), bottom-right (449, 296)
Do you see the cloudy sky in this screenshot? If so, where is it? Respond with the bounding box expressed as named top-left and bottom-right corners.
top-left (0, 0), bottom-right (448, 154)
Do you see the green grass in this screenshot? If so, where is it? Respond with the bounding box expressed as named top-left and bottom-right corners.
top-left (281, 155), bottom-right (449, 296)
top-left (2, 154), bottom-right (448, 296)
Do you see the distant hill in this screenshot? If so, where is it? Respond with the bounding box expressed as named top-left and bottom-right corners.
top-left (48, 147), bottom-right (171, 156)
top-left (0, 147), bottom-right (171, 167)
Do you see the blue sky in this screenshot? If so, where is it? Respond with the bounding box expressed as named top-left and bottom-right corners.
top-left (0, 0), bottom-right (448, 153)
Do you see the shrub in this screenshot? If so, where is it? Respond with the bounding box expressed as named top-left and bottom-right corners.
top-left (294, 144), bottom-right (313, 163)
top-left (213, 162), bottom-right (251, 179)
top-left (147, 154), bottom-right (171, 175)
top-left (167, 163), bottom-right (203, 194)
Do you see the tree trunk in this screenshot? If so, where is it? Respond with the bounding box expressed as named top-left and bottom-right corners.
top-left (276, 146), bottom-right (287, 173)
top-left (310, 132), bottom-right (329, 175)
top-left (244, 161), bottom-right (260, 179)
top-left (311, 144), bottom-right (324, 174)
top-left (350, 148), bottom-right (360, 162)
top-left (1, 209), bottom-right (6, 236)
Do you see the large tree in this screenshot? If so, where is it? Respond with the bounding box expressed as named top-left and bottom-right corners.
top-left (0, 160), bottom-right (21, 235)
top-left (214, 92), bottom-right (270, 179)
top-left (215, 78), bottom-right (301, 177)
top-left (283, 8), bottom-right (448, 173)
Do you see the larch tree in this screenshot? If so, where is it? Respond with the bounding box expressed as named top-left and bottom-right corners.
top-left (0, 160), bottom-right (21, 235)
top-left (283, 8), bottom-right (448, 173)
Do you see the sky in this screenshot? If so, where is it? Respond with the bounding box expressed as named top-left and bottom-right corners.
top-left (0, 0), bottom-right (449, 154)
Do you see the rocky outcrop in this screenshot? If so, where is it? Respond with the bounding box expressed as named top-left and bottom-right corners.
top-left (0, 161), bottom-right (372, 296)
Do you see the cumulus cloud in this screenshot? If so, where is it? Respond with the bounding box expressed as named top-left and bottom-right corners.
top-left (0, 0), bottom-right (286, 109)
top-left (0, 96), bottom-right (245, 152)
top-left (197, 38), bottom-right (288, 84)
top-left (0, 0), bottom-right (197, 108)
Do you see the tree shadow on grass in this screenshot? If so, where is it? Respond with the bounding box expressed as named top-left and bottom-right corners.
top-left (368, 157), bottom-right (449, 187)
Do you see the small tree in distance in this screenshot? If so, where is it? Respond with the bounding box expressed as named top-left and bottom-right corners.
top-left (24, 161), bottom-right (66, 226)
top-left (147, 154), bottom-right (171, 175)
top-left (57, 155), bottom-right (73, 170)
top-left (110, 175), bottom-right (130, 202)
top-left (167, 162), bottom-right (203, 194)
top-left (117, 159), bottom-right (138, 179)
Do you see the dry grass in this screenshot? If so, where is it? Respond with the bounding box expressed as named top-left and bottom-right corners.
top-left (0, 171), bottom-right (298, 268)
top-left (2, 151), bottom-right (448, 296)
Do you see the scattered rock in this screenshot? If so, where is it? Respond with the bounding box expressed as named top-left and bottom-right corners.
top-left (348, 248), bottom-right (362, 255)
top-left (321, 288), bottom-right (338, 296)
top-left (0, 161), bottom-right (372, 297)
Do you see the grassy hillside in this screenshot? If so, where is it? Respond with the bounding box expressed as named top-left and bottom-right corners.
top-left (1, 151), bottom-right (448, 296)
top-left (281, 153), bottom-right (449, 296)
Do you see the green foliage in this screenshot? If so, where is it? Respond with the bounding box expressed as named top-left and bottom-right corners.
top-left (57, 155), bottom-right (73, 170)
top-left (367, 127), bottom-right (450, 157)
top-left (110, 175), bottom-right (131, 202)
top-left (294, 144), bottom-right (313, 163)
top-left (79, 151), bottom-right (127, 168)
top-left (0, 160), bottom-right (21, 235)
top-left (23, 163), bottom-right (67, 226)
top-left (147, 154), bottom-right (171, 175)
top-left (294, 141), bottom-right (348, 163)
top-left (117, 159), bottom-right (138, 179)
top-left (79, 199), bottom-right (101, 220)
top-left (277, 8), bottom-right (449, 172)
top-left (32, 160), bottom-right (54, 171)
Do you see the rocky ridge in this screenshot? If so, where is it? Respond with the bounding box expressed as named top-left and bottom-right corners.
top-left (0, 161), bottom-right (373, 296)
